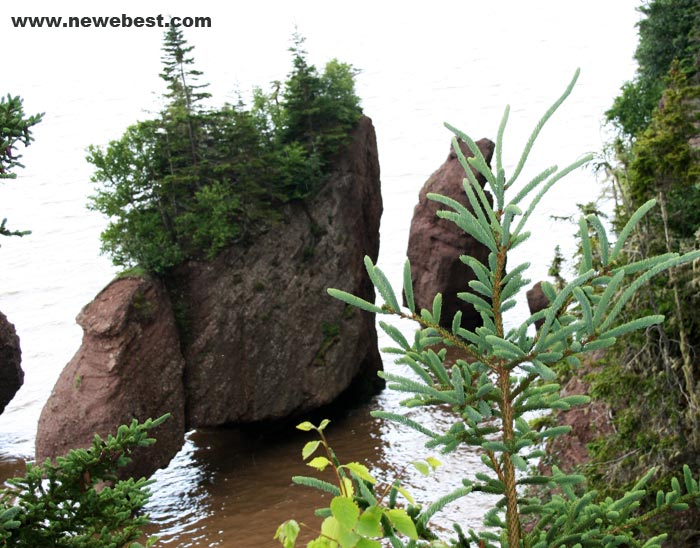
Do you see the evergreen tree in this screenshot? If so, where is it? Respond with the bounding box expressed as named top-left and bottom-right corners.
top-left (628, 64), bottom-right (700, 239)
top-left (281, 33), bottom-right (362, 170)
top-left (0, 94), bottom-right (43, 237)
top-left (159, 25), bottom-right (211, 167)
top-left (0, 417), bottom-right (166, 547)
top-left (281, 32), bottom-right (324, 156)
top-left (160, 26), bottom-right (211, 115)
top-left (277, 71), bottom-right (700, 548)
top-left (89, 30), bottom-right (363, 273)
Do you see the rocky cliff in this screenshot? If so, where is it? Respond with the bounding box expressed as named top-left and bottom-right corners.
top-left (0, 310), bottom-right (23, 415)
top-left (36, 276), bottom-right (186, 478)
top-left (406, 138), bottom-right (494, 330)
top-left (36, 116), bottom-right (383, 476)
top-left (173, 115), bottom-right (383, 427)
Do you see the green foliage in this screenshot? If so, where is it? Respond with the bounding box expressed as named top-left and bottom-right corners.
top-left (88, 29), bottom-right (362, 273)
top-left (276, 420), bottom-right (432, 548)
top-left (593, 9), bottom-right (700, 538)
top-left (0, 94), bottom-right (43, 237)
top-left (606, 0), bottom-right (700, 139)
top-left (0, 416), bottom-right (167, 547)
top-left (281, 33), bottom-right (362, 168)
top-left (278, 71), bottom-right (700, 547)
top-left (160, 25), bottom-right (211, 116)
top-left (627, 65), bottom-right (700, 238)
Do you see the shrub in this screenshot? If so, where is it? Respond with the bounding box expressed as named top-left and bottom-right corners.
top-left (0, 416), bottom-right (167, 547)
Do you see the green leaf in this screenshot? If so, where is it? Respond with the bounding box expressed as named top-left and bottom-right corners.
top-left (356, 506), bottom-right (383, 537)
top-left (412, 461), bottom-right (430, 476)
top-left (308, 456), bottom-right (332, 471)
top-left (274, 520), bottom-right (300, 548)
top-left (296, 421), bottom-right (315, 432)
top-left (380, 321), bottom-right (411, 350)
top-left (436, 208), bottom-right (498, 253)
top-left (331, 496), bottom-right (360, 530)
top-left (292, 476), bottom-right (341, 496)
top-left (582, 338), bottom-right (616, 352)
top-left (327, 288), bottom-right (384, 314)
top-left (560, 395), bottom-right (591, 406)
top-left (403, 260), bottom-right (415, 313)
top-left (601, 315), bottom-right (664, 339)
top-left (511, 454), bottom-right (528, 471)
top-left (538, 425), bottom-right (571, 439)
top-left (507, 68), bottom-right (581, 187)
top-left (320, 516), bottom-right (342, 544)
top-left (578, 217), bottom-right (593, 273)
top-left (485, 335), bottom-right (526, 359)
top-left (364, 256), bottom-right (401, 312)
top-left (395, 484), bottom-right (415, 504)
top-left (641, 534), bottom-right (668, 548)
top-left (432, 293), bottom-right (443, 325)
top-left (344, 462), bottom-right (377, 485)
top-left (461, 255), bottom-right (492, 290)
top-left (356, 539), bottom-right (382, 548)
top-left (610, 198), bottom-right (657, 261)
top-left (587, 214), bottom-right (610, 266)
top-left (482, 441), bottom-right (508, 452)
top-left (426, 456), bottom-right (442, 470)
top-left (302, 440), bottom-right (321, 460)
top-left (683, 464), bottom-right (697, 494)
top-left (496, 104), bottom-right (509, 181)
top-left (386, 508), bottom-right (418, 540)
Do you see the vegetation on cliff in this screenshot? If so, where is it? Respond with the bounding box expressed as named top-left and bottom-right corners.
top-left (87, 28), bottom-right (362, 273)
top-left (605, 0), bottom-right (700, 140)
top-left (535, 0), bottom-right (700, 544)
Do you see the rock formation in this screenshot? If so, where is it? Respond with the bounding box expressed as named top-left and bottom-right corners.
top-left (526, 281), bottom-right (549, 330)
top-left (173, 115), bottom-right (383, 427)
top-left (539, 350), bottom-right (613, 476)
top-left (406, 138), bottom-right (495, 330)
top-left (36, 116), bottom-right (383, 475)
top-left (0, 310), bottom-right (23, 415)
top-left (36, 276), bottom-right (186, 479)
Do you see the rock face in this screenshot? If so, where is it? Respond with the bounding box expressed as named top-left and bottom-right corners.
top-left (526, 281), bottom-right (549, 330)
top-left (0, 310), bottom-right (23, 415)
top-left (36, 276), bottom-right (186, 479)
top-left (174, 115), bottom-right (383, 427)
top-left (406, 138), bottom-right (495, 330)
top-left (36, 116), bottom-right (383, 473)
top-left (540, 350), bottom-right (613, 476)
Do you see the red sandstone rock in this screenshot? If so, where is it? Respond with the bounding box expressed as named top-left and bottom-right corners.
top-left (35, 116), bottom-right (384, 469)
top-left (527, 281), bottom-right (549, 330)
top-left (36, 276), bottom-right (186, 478)
top-left (406, 138), bottom-right (495, 330)
top-left (176, 116), bottom-right (383, 427)
top-left (0, 310), bottom-right (23, 415)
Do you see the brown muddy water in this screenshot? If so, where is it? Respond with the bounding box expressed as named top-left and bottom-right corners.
top-left (0, 319), bottom-right (498, 548)
top-left (141, 369), bottom-right (498, 547)
top-left (0, 359), bottom-right (496, 548)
